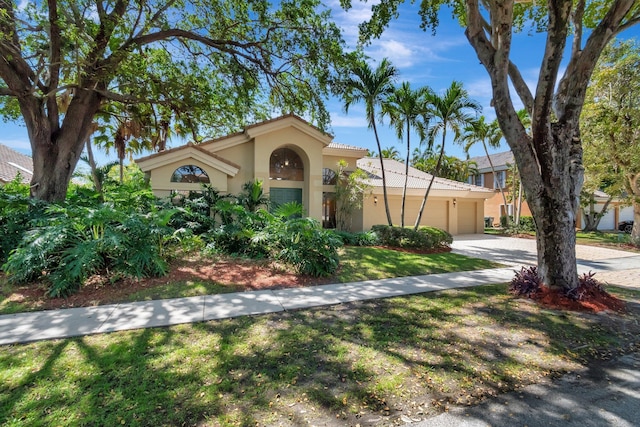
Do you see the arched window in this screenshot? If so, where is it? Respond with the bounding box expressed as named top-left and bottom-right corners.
top-left (322, 168), bottom-right (337, 185)
top-left (170, 165), bottom-right (210, 183)
top-left (270, 148), bottom-right (303, 181)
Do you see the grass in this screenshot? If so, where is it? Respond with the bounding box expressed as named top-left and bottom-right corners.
top-left (1, 284), bottom-right (639, 426)
top-left (575, 230), bottom-right (632, 246)
top-left (335, 247), bottom-right (501, 282)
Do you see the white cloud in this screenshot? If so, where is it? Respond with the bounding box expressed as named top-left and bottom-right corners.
top-left (330, 112), bottom-right (368, 128)
top-left (366, 39), bottom-right (415, 67)
top-left (464, 77), bottom-right (493, 99)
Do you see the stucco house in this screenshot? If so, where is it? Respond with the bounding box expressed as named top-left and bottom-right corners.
top-left (0, 143), bottom-right (32, 185)
top-left (136, 114), bottom-right (493, 234)
top-left (468, 150), bottom-right (633, 230)
top-left (467, 150), bottom-right (531, 225)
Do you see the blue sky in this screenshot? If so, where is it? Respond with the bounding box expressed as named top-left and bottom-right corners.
top-left (2, 1), bottom-right (639, 164)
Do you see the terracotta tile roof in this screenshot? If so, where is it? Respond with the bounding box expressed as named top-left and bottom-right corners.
top-left (0, 144), bottom-right (32, 184)
top-left (357, 157), bottom-right (493, 192)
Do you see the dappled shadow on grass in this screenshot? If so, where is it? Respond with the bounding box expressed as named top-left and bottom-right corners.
top-left (1, 285), bottom-right (639, 426)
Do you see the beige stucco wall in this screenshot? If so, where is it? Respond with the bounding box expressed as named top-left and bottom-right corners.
top-left (211, 142), bottom-right (255, 195)
top-left (360, 192), bottom-right (485, 235)
top-left (322, 155), bottom-right (361, 172)
top-left (251, 126), bottom-right (326, 220)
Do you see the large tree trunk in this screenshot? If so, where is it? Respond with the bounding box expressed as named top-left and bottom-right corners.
top-left (24, 87), bottom-right (102, 202)
top-left (515, 124), bottom-right (583, 291)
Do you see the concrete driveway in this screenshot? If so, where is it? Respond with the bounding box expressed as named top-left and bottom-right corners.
top-left (451, 234), bottom-right (640, 288)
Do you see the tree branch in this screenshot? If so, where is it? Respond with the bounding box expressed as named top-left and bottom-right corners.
top-left (533, 0), bottom-right (572, 131)
top-left (106, 28), bottom-right (275, 76)
top-left (47, 0), bottom-right (62, 133)
top-left (615, 15), bottom-right (640, 34)
top-left (571, 0), bottom-right (586, 58)
top-left (508, 60), bottom-right (534, 114)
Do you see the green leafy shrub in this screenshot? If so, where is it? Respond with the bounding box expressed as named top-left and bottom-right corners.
top-left (3, 204), bottom-right (177, 297)
top-left (266, 217), bottom-right (342, 277)
top-left (504, 216), bottom-right (536, 234)
top-left (0, 179), bottom-right (49, 265)
top-left (333, 230), bottom-right (380, 246)
top-left (371, 225), bottom-right (452, 249)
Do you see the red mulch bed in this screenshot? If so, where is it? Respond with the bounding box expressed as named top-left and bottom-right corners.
top-left (526, 285), bottom-right (627, 313)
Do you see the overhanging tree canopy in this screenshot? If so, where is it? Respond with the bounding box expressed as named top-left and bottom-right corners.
top-left (0, 0), bottom-right (351, 202)
top-left (348, 0), bottom-right (640, 290)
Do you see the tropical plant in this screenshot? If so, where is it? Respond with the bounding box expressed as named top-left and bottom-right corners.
top-left (0, 177), bottom-right (46, 265)
top-left (334, 160), bottom-right (372, 232)
top-left (343, 58), bottom-right (398, 226)
top-left (380, 146), bottom-right (401, 160)
top-left (412, 148), bottom-right (478, 182)
top-left (3, 204), bottom-right (177, 297)
top-left (413, 81), bottom-right (481, 229)
top-left (238, 179), bottom-right (270, 212)
top-left (461, 116), bottom-right (512, 224)
top-left (384, 82), bottom-right (431, 226)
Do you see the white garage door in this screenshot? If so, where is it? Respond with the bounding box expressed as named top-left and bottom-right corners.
top-left (620, 206), bottom-right (634, 222)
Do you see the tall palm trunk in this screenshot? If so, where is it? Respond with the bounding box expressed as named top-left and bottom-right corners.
top-left (401, 121), bottom-right (410, 227)
top-left (414, 128), bottom-right (447, 230)
top-left (371, 116), bottom-right (393, 226)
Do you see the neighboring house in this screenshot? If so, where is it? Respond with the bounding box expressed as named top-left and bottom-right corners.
top-left (0, 143), bottom-right (33, 185)
top-left (136, 114), bottom-right (493, 234)
top-left (468, 150), bottom-right (532, 225)
top-left (468, 150), bottom-right (633, 230)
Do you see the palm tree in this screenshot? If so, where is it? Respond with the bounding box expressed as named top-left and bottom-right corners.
top-left (380, 146), bottom-right (401, 160)
top-left (461, 116), bottom-right (511, 224)
top-left (414, 81), bottom-right (481, 230)
top-left (383, 82), bottom-right (430, 226)
top-left (343, 58), bottom-right (398, 226)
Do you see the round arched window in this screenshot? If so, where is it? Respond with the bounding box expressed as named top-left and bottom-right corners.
top-left (270, 148), bottom-right (303, 181)
top-left (322, 168), bottom-right (337, 185)
top-left (170, 165), bottom-right (210, 183)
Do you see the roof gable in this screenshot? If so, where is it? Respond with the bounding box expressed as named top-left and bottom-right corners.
top-left (136, 144), bottom-right (240, 176)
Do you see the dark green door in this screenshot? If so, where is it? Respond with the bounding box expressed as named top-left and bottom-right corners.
top-left (270, 188), bottom-right (302, 208)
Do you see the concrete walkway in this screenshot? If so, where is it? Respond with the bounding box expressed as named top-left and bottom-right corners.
top-left (1, 235), bottom-right (638, 347)
top-left (0, 267), bottom-right (516, 345)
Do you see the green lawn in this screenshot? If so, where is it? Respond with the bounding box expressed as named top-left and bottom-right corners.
top-left (575, 230), bottom-right (632, 246)
top-left (1, 284), bottom-right (639, 426)
top-left (336, 247), bottom-right (501, 282)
